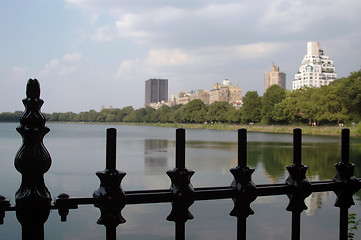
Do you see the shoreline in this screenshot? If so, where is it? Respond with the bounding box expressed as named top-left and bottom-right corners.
top-left (45, 121), bottom-right (360, 137)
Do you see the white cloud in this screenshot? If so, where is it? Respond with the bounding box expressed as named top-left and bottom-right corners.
top-left (38, 53), bottom-right (83, 78)
top-left (91, 26), bottom-right (115, 42)
top-left (63, 52), bottom-right (83, 62)
top-left (143, 42), bottom-right (283, 69)
top-left (115, 13), bottom-right (151, 41)
top-left (111, 41), bottom-right (286, 94)
top-left (12, 66), bottom-right (27, 74)
top-left (196, 2), bottom-right (245, 18)
top-left (145, 49), bottom-right (189, 66)
top-left (38, 58), bottom-right (60, 77)
top-left (58, 64), bottom-right (81, 75)
top-left (114, 59), bottom-right (141, 79)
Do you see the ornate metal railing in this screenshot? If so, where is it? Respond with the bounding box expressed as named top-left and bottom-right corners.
top-left (0, 79), bottom-right (360, 240)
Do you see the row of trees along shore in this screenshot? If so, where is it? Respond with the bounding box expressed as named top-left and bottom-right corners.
top-left (1, 70), bottom-right (361, 126)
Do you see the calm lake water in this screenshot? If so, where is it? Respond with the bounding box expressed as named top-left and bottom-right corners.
top-left (0, 122), bottom-right (360, 239)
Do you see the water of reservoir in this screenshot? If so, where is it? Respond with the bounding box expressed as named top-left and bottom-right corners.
top-left (0, 122), bottom-right (360, 239)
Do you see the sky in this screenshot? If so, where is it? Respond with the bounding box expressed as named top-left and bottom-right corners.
top-left (1, 0), bottom-right (361, 113)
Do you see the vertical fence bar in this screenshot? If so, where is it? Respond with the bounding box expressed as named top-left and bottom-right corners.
top-left (339, 208), bottom-right (348, 240)
top-left (238, 128), bottom-right (247, 168)
top-left (291, 129), bottom-right (301, 240)
top-left (238, 128), bottom-right (247, 240)
top-left (341, 128), bottom-right (349, 163)
top-left (339, 129), bottom-right (349, 240)
top-left (106, 128), bottom-right (117, 170)
top-left (176, 128), bottom-right (186, 169)
top-left (291, 212), bottom-right (301, 240)
top-left (106, 128), bottom-right (117, 240)
top-left (293, 128), bottom-right (302, 166)
top-left (176, 222), bottom-right (185, 240)
top-left (176, 128), bottom-right (186, 240)
top-left (106, 226), bottom-right (116, 240)
top-left (237, 217), bottom-right (247, 240)
top-left (230, 129), bottom-right (257, 240)
top-left (286, 128), bottom-right (311, 240)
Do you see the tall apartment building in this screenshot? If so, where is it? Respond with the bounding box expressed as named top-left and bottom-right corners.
top-left (264, 63), bottom-right (286, 92)
top-left (145, 78), bottom-right (168, 106)
top-left (293, 42), bottom-right (337, 90)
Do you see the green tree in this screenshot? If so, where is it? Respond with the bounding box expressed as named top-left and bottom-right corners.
top-left (194, 108), bottom-right (208, 123)
top-left (337, 70), bottom-right (361, 121)
top-left (183, 99), bottom-right (207, 123)
top-left (261, 85), bottom-right (286, 124)
top-left (207, 101), bottom-right (233, 123)
top-left (143, 106), bottom-right (158, 122)
top-left (0, 111), bottom-right (22, 122)
top-left (167, 104), bottom-right (184, 123)
top-left (227, 108), bottom-right (242, 123)
top-left (158, 105), bottom-right (171, 123)
top-left (273, 90), bottom-right (301, 124)
top-left (123, 108), bottom-right (147, 122)
top-left (315, 85), bottom-right (349, 124)
top-left (87, 110), bottom-right (99, 122)
top-left (118, 106), bottom-right (134, 121)
top-left (241, 91), bottom-right (262, 123)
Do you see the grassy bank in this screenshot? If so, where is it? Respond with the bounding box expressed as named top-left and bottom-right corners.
top-left (102, 122), bottom-right (360, 137)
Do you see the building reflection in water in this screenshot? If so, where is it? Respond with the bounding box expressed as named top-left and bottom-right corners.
top-left (304, 176), bottom-right (333, 216)
top-left (144, 139), bottom-right (173, 173)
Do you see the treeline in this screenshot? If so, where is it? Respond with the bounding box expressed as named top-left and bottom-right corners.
top-left (1, 70), bottom-right (361, 125)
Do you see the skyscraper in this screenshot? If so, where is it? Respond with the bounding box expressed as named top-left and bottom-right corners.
top-left (264, 63), bottom-right (286, 92)
top-left (293, 42), bottom-right (337, 90)
top-left (145, 78), bottom-right (168, 106)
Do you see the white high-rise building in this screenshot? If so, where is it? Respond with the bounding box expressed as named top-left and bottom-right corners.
top-left (293, 42), bottom-right (337, 90)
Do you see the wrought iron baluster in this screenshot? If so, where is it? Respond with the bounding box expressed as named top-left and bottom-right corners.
top-left (14, 79), bottom-right (52, 240)
top-left (333, 128), bottom-right (361, 240)
top-left (93, 128), bottom-right (126, 240)
top-left (230, 128), bottom-right (257, 240)
top-left (285, 128), bottom-right (312, 240)
top-left (166, 128), bottom-right (194, 240)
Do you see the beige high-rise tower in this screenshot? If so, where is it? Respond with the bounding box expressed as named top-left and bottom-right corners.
top-left (264, 63), bottom-right (286, 92)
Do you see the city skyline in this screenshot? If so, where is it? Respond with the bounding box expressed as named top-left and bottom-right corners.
top-left (1, 1), bottom-right (361, 113)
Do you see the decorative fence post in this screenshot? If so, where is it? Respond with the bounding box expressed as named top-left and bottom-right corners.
top-left (166, 128), bottom-right (195, 240)
top-left (333, 128), bottom-right (361, 240)
top-left (14, 79), bottom-right (52, 240)
top-left (94, 128), bottom-right (126, 240)
top-left (285, 128), bottom-right (312, 240)
top-left (230, 128), bottom-right (257, 240)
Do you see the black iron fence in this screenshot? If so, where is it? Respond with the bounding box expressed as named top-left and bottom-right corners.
top-left (0, 79), bottom-right (360, 240)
